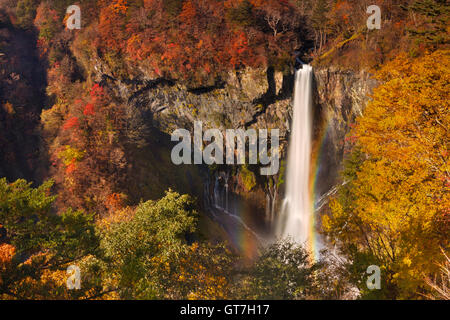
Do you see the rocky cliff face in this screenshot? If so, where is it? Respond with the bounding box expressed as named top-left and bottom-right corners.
top-left (88, 56), bottom-right (377, 239)
top-left (91, 63), bottom-right (294, 239)
top-left (313, 68), bottom-right (378, 203)
top-left (93, 63), bottom-right (294, 138)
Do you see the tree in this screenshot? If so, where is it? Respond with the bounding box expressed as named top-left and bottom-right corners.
top-left (423, 248), bottom-right (450, 300)
top-left (0, 178), bottom-right (100, 299)
top-left (226, 0), bottom-right (255, 28)
top-left (237, 240), bottom-right (319, 299)
top-left (48, 84), bottom-right (128, 215)
top-left (407, 0), bottom-right (450, 47)
top-left (34, 2), bottom-right (60, 42)
top-left (94, 189), bottom-right (234, 299)
top-left (310, 0), bottom-right (330, 52)
top-left (70, 189), bottom-right (237, 300)
top-left (323, 50), bottom-right (450, 299)
top-left (161, 242), bottom-right (234, 299)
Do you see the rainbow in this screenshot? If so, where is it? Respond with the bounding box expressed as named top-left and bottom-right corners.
top-left (309, 115), bottom-right (333, 262)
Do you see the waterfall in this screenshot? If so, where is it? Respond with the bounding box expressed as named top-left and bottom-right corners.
top-left (276, 65), bottom-right (313, 245)
top-left (207, 172), bottom-right (265, 245)
top-left (213, 172), bottom-right (236, 215)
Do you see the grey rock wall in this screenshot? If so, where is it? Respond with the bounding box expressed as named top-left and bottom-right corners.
top-left (91, 59), bottom-right (378, 226)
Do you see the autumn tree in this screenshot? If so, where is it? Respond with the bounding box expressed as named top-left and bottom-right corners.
top-left (92, 189), bottom-right (235, 299)
top-left (41, 82), bottom-right (129, 216)
top-left (0, 178), bottom-right (100, 299)
top-left (423, 248), bottom-right (450, 300)
top-left (323, 50), bottom-right (450, 299)
top-left (160, 242), bottom-right (234, 299)
top-left (226, 0), bottom-right (255, 28)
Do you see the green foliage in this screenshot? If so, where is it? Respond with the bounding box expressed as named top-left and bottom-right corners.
top-left (406, 0), bottom-right (450, 46)
top-left (0, 178), bottom-right (56, 253)
top-left (35, 3), bottom-right (60, 42)
top-left (276, 159), bottom-right (286, 189)
top-left (240, 165), bottom-right (257, 192)
top-left (238, 240), bottom-right (318, 299)
top-left (58, 145), bottom-right (86, 166)
top-left (226, 0), bottom-right (255, 27)
top-left (15, 0), bottom-right (38, 29)
top-left (0, 178), bottom-right (99, 299)
top-left (99, 190), bottom-right (198, 299)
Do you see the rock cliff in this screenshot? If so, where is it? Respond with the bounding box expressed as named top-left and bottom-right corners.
top-left (88, 55), bottom-right (378, 240)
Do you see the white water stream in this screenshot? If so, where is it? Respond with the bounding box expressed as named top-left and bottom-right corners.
top-left (276, 65), bottom-right (313, 245)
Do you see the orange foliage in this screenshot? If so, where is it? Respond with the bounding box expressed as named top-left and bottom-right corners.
top-left (48, 81), bottom-right (128, 215)
top-left (0, 244), bottom-right (15, 269)
top-left (98, 2), bottom-right (129, 51)
top-left (172, 243), bottom-right (232, 300)
top-left (66, 159), bottom-right (77, 174)
top-left (0, 243), bottom-right (16, 285)
top-left (47, 62), bottom-right (72, 98)
top-left (105, 193), bottom-right (126, 211)
top-left (112, 0), bottom-right (129, 14)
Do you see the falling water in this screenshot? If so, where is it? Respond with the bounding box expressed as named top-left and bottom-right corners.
top-left (276, 65), bottom-right (313, 245)
top-left (207, 172), bottom-right (265, 245)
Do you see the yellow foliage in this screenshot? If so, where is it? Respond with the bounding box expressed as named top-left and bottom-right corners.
top-left (96, 206), bottom-right (135, 231)
top-left (325, 50), bottom-right (449, 298)
top-left (165, 243), bottom-right (232, 300)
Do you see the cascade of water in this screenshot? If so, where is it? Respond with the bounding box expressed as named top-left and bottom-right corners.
top-left (209, 173), bottom-right (265, 245)
top-left (276, 65), bottom-right (313, 245)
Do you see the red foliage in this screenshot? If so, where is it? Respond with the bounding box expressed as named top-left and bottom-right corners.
top-left (179, 0), bottom-right (197, 23)
top-left (95, 0), bottom-right (297, 83)
top-left (90, 84), bottom-right (107, 106)
top-left (63, 117), bottom-right (80, 130)
top-left (229, 31), bottom-right (253, 67)
top-left (83, 103), bottom-right (95, 116)
top-left (97, 2), bottom-right (129, 51)
top-left (90, 84), bottom-right (104, 98)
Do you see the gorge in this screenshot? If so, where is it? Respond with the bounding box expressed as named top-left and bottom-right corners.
top-left (91, 60), bottom-right (377, 257)
top-left (2, 0), bottom-right (447, 300)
